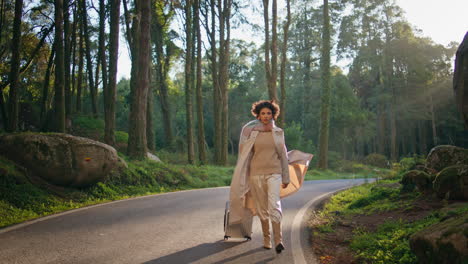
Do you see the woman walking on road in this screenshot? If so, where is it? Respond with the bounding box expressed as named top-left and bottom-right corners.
top-left (226, 100), bottom-right (313, 254)
top-left (247, 100), bottom-right (289, 253)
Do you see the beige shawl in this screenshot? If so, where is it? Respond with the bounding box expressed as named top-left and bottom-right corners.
top-left (228, 120), bottom-right (314, 224)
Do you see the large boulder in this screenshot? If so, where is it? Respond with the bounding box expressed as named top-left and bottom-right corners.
top-left (433, 165), bottom-right (468, 200)
top-left (426, 145), bottom-right (468, 173)
top-left (453, 32), bottom-right (468, 128)
top-left (0, 133), bottom-right (127, 187)
top-left (409, 212), bottom-right (468, 264)
top-left (400, 170), bottom-right (433, 193)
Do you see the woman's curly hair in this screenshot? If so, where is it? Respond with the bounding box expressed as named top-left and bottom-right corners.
top-left (251, 100), bottom-right (280, 120)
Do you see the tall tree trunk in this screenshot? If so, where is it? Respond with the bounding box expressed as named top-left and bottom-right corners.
top-left (63, 0), bottom-right (71, 124)
top-left (94, 53), bottom-right (101, 106)
top-left (389, 105), bottom-right (397, 160)
top-left (127, 0), bottom-right (151, 159)
top-left (302, 51), bottom-right (312, 136)
top-left (410, 126), bottom-right (417, 155)
top-left (418, 121), bottom-right (427, 155)
top-left (147, 69), bottom-right (155, 151)
top-left (377, 109), bottom-right (386, 154)
top-left (158, 51), bottom-right (174, 147)
top-left (98, 0), bottom-right (108, 120)
top-left (105, 0), bottom-right (120, 146)
top-left (278, 0), bottom-right (290, 127)
top-left (218, 0), bottom-right (231, 165)
top-left (53, 0), bottom-right (66, 132)
top-left (377, 65), bottom-right (386, 155)
top-left (429, 94), bottom-right (437, 145)
top-left (96, 0), bottom-right (108, 116)
top-left (262, 0), bottom-right (271, 96)
top-left (76, 10), bottom-right (84, 113)
top-left (81, 0), bottom-right (97, 117)
top-left (185, 0), bottom-right (195, 164)
top-left (209, 0), bottom-right (221, 164)
top-left (6, 0), bottom-right (23, 132)
top-left (194, 0), bottom-right (206, 164)
top-left (122, 0), bottom-right (132, 48)
top-left (127, 0), bottom-right (139, 140)
top-left (153, 1), bottom-right (174, 148)
top-left (0, 0), bottom-right (5, 48)
top-left (317, 0), bottom-right (331, 169)
top-left (40, 47), bottom-right (55, 124)
top-left (191, 3), bottom-right (197, 155)
top-left (383, 21), bottom-right (396, 161)
top-left (270, 0), bottom-right (278, 102)
top-left (70, 2), bottom-right (77, 109)
top-left (0, 91), bottom-right (6, 130)
top-left (0, 0), bottom-right (5, 128)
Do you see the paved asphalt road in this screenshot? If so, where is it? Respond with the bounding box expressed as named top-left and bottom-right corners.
top-left (0, 179), bottom-right (371, 264)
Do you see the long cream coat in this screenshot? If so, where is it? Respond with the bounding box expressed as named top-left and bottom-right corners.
top-left (228, 120), bottom-right (313, 224)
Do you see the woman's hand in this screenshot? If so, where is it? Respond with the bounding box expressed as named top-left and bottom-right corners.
top-left (252, 122), bottom-right (273, 132)
top-left (282, 183), bottom-right (289, 189)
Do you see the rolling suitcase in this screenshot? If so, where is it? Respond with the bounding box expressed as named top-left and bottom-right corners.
top-left (223, 201), bottom-right (253, 241)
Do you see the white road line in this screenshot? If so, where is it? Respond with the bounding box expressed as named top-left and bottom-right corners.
top-left (291, 186), bottom-right (353, 264)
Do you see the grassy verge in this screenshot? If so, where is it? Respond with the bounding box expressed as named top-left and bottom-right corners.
top-left (309, 176), bottom-right (468, 264)
top-left (0, 148), bottom-right (384, 229)
top-left (305, 165), bottom-right (388, 181)
top-left (0, 155), bottom-right (233, 228)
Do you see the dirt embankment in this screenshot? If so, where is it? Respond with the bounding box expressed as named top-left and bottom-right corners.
top-left (308, 188), bottom-right (462, 264)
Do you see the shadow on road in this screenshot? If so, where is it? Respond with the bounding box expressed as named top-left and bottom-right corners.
top-left (210, 247), bottom-right (275, 264)
top-left (143, 240), bottom-right (248, 264)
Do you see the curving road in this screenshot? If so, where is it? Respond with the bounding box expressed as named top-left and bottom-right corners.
top-left (0, 179), bottom-right (370, 264)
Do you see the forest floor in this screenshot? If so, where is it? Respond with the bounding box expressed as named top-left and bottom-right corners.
top-left (307, 181), bottom-right (467, 264)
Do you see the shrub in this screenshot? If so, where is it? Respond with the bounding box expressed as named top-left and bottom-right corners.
top-left (398, 155), bottom-right (426, 173)
top-left (115, 131), bottom-right (128, 143)
top-left (71, 115), bottom-right (105, 140)
top-left (364, 153), bottom-right (389, 168)
top-left (334, 160), bottom-right (372, 174)
top-left (348, 186), bottom-right (398, 209)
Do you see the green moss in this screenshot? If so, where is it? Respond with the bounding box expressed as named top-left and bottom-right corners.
top-left (433, 165), bottom-right (466, 199)
top-left (436, 242), bottom-right (461, 264)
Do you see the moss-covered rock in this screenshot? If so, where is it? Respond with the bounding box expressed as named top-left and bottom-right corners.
top-left (0, 133), bottom-right (127, 188)
top-left (453, 32), bottom-right (468, 128)
top-left (400, 170), bottom-right (433, 193)
top-left (433, 165), bottom-right (468, 200)
top-left (410, 213), bottom-right (468, 264)
top-left (426, 145), bottom-right (468, 173)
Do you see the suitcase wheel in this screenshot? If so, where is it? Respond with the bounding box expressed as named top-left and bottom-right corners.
top-left (244, 236), bottom-right (251, 241)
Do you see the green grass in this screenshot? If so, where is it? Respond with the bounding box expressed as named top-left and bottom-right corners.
top-left (305, 166), bottom-right (389, 181)
top-left (350, 217), bottom-right (440, 264)
top-left (310, 167), bottom-right (468, 264)
top-left (0, 155), bottom-right (234, 228)
top-left (310, 179), bottom-right (424, 263)
top-left (0, 148), bottom-right (388, 229)
top-left (319, 180), bottom-right (414, 217)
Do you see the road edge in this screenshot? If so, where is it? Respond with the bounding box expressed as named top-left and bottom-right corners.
top-left (292, 182), bottom-right (367, 264)
top-left (0, 186), bottom-right (229, 235)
